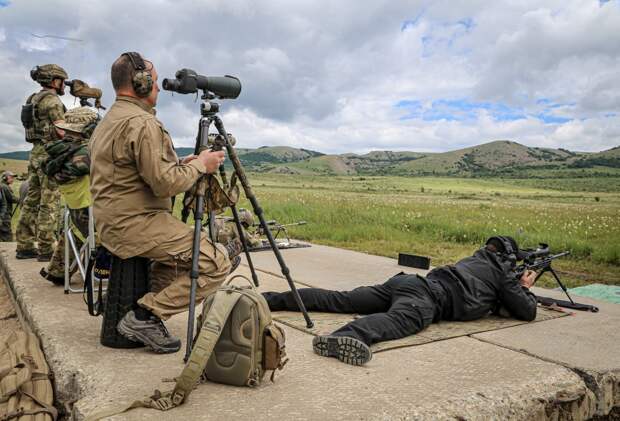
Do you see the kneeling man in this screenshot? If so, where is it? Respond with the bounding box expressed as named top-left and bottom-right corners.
top-left (263, 236), bottom-right (537, 365)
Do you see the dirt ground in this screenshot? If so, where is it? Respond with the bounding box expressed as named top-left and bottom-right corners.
top-left (0, 276), bottom-right (22, 344)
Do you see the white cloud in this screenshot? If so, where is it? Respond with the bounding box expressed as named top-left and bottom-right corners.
top-left (0, 0), bottom-right (618, 154)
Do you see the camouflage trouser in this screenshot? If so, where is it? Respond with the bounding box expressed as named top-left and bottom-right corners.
top-left (0, 215), bottom-right (12, 241)
top-left (47, 208), bottom-right (89, 278)
top-left (16, 146), bottom-right (61, 255)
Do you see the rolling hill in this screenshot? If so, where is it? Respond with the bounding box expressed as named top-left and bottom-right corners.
top-left (2, 140), bottom-right (618, 178)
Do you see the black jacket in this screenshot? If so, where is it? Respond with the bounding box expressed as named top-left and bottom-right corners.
top-left (427, 248), bottom-right (537, 322)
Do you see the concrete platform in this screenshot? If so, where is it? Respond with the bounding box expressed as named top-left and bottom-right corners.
top-left (1, 242), bottom-right (618, 420)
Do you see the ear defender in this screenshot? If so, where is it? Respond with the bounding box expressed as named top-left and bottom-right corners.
top-left (122, 52), bottom-right (153, 98)
top-left (486, 236), bottom-right (518, 266)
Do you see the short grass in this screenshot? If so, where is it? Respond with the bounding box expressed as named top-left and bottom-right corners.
top-left (0, 158), bottom-right (28, 176)
top-left (219, 174), bottom-right (620, 289)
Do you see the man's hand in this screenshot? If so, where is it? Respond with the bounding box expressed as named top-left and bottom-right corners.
top-left (197, 149), bottom-right (225, 174)
top-left (181, 155), bottom-right (197, 164)
top-left (519, 270), bottom-right (537, 289)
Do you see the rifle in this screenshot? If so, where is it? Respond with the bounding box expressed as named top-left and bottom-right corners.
top-left (516, 244), bottom-right (598, 312)
top-left (253, 220), bottom-right (307, 243)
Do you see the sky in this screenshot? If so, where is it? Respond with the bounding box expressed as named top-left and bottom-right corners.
top-left (0, 0), bottom-right (619, 154)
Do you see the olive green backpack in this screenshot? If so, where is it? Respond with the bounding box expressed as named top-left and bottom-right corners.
top-left (86, 275), bottom-right (288, 419)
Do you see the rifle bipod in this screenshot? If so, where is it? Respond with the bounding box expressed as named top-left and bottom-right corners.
top-left (181, 96), bottom-right (314, 362)
top-left (534, 266), bottom-right (599, 313)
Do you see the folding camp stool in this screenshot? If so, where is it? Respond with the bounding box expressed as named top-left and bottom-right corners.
top-left (63, 205), bottom-right (102, 294)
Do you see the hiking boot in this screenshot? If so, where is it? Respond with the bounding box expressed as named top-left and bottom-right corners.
top-left (117, 310), bottom-right (181, 354)
top-left (16, 250), bottom-right (38, 259)
top-left (37, 253), bottom-right (53, 262)
top-left (39, 268), bottom-right (64, 286)
top-left (312, 335), bottom-right (372, 366)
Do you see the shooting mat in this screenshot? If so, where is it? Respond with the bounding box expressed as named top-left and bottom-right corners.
top-left (272, 306), bottom-right (568, 353)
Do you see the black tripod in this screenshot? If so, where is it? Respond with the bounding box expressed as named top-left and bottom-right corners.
top-left (534, 266), bottom-right (599, 313)
top-left (182, 93), bottom-right (314, 361)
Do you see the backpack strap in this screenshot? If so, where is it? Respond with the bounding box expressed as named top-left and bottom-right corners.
top-left (83, 254), bottom-right (103, 317)
top-left (85, 287), bottom-right (243, 420)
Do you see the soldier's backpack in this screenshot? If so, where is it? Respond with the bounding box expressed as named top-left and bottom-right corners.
top-left (21, 91), bottom-right (61, 143)
top-left (0, 331), bottom-right (57, 421)
top-left (85, 275), bottom-right (288, 420)
top-left (193, 275), bottom-right (287, 387)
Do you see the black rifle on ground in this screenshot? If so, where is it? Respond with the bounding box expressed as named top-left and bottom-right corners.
top-left (516, 244), bottom-right (598, 312)
top-left (253, 220), bottom-right (307, 243)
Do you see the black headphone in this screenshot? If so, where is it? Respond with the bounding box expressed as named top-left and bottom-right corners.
top-left (122, 52), bottom-right (153, 98)
top-left (486, 236), bottom-right (519, 265)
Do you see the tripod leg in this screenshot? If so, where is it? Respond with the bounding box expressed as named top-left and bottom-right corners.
top-left (549, 267), bottom-right (575, 304)
top-left (230, 205), bottom-right (260, 287)
top-left (213, 116), bottom-right (313, 328)
top-left (185, 182), bottom-right (206, 363)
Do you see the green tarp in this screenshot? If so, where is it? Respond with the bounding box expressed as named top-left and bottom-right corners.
top-left (569, 283), bottom-right (620, 304)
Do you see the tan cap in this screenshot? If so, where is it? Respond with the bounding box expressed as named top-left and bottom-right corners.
top-left (54, 106), bottom-right (98, 133)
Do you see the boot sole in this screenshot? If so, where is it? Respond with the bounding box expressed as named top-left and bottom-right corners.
top-left (312, 335), bottom-right (372, 366)
top-left (117, 318), bottom-right (181, 354)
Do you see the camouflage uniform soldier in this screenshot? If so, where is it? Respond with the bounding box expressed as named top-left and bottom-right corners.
top-left (214, 208), bottom-right (262, 249)
top-left (40, 107), bottom-right (98, 285)
top-left (0, 171), bottom-right (17, 241)
top-left (15, 64), bottom-right (67, 261)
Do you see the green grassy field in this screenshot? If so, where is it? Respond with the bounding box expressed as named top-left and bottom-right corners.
top-left (6, 151), bottom-right (618, 289)
top-left (222, 174), bottom-right (620, 289)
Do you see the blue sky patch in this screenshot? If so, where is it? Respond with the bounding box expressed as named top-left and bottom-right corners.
top-left (396, 98), bottom-right (526, 122)
top-left (0, 0), bottom-right (10, 7)
top-left (535, 113), bottom-right (572, 124)
top-left (401, 11), bottom-right (425, 31)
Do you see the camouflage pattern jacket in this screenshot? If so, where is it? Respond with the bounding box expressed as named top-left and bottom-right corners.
top-left (44, 134), bottom-right (90, 184)
top-left (24, 89), bottom-right (66, 160)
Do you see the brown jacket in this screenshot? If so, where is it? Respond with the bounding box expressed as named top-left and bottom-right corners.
top-left (90, 96), bottom-right (206, 259)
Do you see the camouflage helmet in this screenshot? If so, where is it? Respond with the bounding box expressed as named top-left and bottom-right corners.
top-left (238, 208), bottom-right (254, 227)
top-left (54, 107), bottom-right (99, 136)
top-left (30, 64), bottom-right (68, 86)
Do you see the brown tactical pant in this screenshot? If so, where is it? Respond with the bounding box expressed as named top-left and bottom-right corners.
top-left (137, 231), bottom-right (231, 320)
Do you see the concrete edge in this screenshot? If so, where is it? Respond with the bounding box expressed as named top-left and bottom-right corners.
top-left (472, 335), bottom-right (620, 417)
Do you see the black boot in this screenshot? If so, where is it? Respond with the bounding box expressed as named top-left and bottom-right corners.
top-left (16, 249), bottom-right (38, 259)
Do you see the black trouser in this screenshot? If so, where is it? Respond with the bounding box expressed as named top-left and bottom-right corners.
top-left (264, 273), bottom-right (448, 346)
